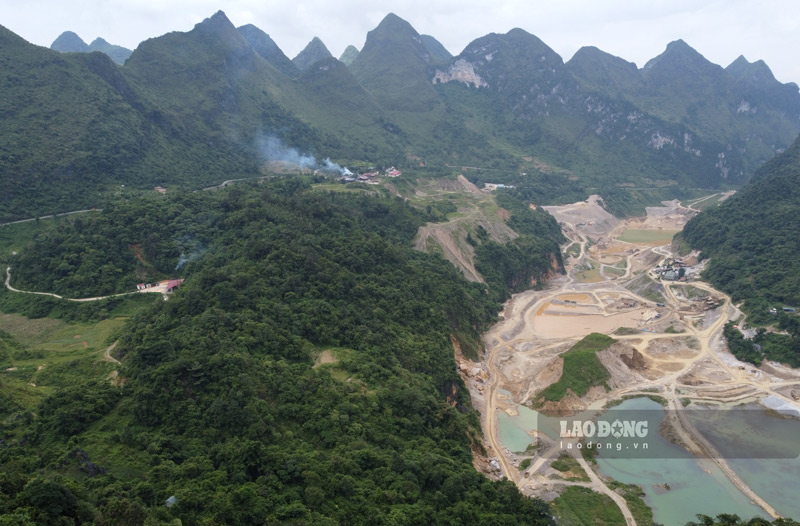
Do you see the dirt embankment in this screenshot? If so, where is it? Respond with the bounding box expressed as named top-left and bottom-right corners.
top-left (412, 178), bottom-right (517, 282)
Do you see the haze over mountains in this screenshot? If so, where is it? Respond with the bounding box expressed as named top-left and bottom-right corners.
top-left (50, 30), bottom-right (132, 64)
top-left (2, 10), bottom-right (798, 221)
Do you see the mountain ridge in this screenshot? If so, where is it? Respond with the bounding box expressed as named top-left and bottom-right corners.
top-left (2, 11), bottom-right (800, 221)
top-left (50, 30), bottom-right (132, 64)
top-left (238, 23), bottom-right (299, 77)
top-left (292, 36), bottom-right (333, 72)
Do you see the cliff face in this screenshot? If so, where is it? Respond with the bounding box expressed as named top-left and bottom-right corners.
top-left (433, 59), bottom-right (487, 87)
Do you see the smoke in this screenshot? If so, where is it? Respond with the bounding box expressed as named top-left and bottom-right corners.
top-left (175, 246), bottom-right (206, 270)
top-left (255, 133), bottom-right (348, 174)
top-left (257, 134), bottom-right (317, 170)
top-left (175, 253), bottom-right (190, 270)
top-left (321, 157), bottom-right (345, 173)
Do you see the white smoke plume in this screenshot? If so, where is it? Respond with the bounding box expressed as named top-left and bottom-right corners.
top-left (321, 157), bottom-right (345, 173)
top-left (256, 134), bottom-right (347, 174)
top-left (175, 241), bottom-right (207, 270)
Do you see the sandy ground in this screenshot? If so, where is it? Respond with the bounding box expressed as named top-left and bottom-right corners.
top-left (468, 195), bottom-right (799, 523)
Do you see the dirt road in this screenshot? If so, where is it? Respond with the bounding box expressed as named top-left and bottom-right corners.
top-left (477, 196), bottom-right (795, 521)
top-left (5, 266), bottom-right (139, 302)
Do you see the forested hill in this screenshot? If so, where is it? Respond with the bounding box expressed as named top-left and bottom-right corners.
top-left (0, 182), bottom-right (559, 525)
top-left (3, 11), bottom-right (800, 221)
top-left (680, 134), bottom-right (800, 365)
top-left (681, 134), bottom-right (800, 310)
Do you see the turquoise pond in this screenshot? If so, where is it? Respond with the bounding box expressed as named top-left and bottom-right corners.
top-left (496, 397), bottom-right (800, 525)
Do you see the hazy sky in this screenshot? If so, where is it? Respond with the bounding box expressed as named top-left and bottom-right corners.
top-left (2, 0), bottom-right (799, 85)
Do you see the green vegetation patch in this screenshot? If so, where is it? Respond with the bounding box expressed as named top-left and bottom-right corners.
top-left (551, 486), bottom-right (626, 526)
top-left (722, 321), bottom-right (800, 368)
top-left (576, 266), bottom-right (603, 283)
top-left (550, 453), bottom-right (589, 482)
top-left (539, 333), bottom-right (614, 401)
top-left (565, 243), bottom-right (582, 258)
top-left (604, 266), bottom-right (626, 277)
top-left (608, 481), bottom-right (656, 526)
top-left (606, 394), bottom-right (668, 409)
top-left (625, 273), bottom-right (666, 304)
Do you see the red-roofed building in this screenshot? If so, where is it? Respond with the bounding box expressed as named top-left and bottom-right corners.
top-left (165, 279), bottom-right (184, 293)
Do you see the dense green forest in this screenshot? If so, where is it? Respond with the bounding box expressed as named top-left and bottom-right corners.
top-left (680, 134), bottom-right (800, 366)
top-left (0, 182), bottom-right (559, 525)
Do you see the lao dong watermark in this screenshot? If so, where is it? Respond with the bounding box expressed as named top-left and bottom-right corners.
top-left (559, 418), bottom-right (649, 453)
top-left (532, 407), bottom-right (800, 459)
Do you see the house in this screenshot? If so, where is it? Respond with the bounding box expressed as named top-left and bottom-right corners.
top-left (165, 279), bottom-right (184, 293)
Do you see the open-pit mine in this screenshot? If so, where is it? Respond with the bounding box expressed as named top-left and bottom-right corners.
top-left (459, 195), bottom-right (800, 525)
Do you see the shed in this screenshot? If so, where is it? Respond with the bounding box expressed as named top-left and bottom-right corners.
top-left (165, 279), bottom-right (184, 293)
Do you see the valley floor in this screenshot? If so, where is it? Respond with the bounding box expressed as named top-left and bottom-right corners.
top-left (465, 195), bottom-right (800, 525)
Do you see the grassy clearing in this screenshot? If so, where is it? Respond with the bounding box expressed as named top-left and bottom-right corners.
top-left (607, 481), bottom-right (656, 526)
top-left (550, 453), bottom-right (590, 482)
top-left (625, 274), bottom-right (666, 304)
top-left (673, 285), bottom-right (706, 299)
top-left (576, 267), bottom-right (603, 283)
top-left (565, 243), bottom-right (581, 258)
top-left (311, 182), bottom-right (385, 196)
top-left (0, 290), bottom-right (154, 417)
top-left (604, 266), bottom-right (626, 277)
top-left (618, 229), bottom-right (679, 244)
top-left (539, 333), bottom-right (614, 401)
top-left (551, 486), bottom-right (626, 526)
top-left (0, 313), bottom-right (126, 352)
top-left (0, 314), bottom-right (128, 410)
top-left (575, 260), bottom-right (604, 283)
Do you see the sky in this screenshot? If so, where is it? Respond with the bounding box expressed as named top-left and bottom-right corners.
top-left (2, 0), bottom-right (799, 85)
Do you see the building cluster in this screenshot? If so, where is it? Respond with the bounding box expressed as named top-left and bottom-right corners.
top-left (339, 166), bottom-right (402, 184)
top-left (654, 258), bottom-right (688, 281)
top-left (698, 296), bottom-right (719, 310)
top-left (136, 279), bottom-right (184, 293)
top-left (483, 183), bottom-right (515, 191)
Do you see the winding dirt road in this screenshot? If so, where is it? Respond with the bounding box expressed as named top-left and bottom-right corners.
top-left (5, 266), bottom-right (140, 302)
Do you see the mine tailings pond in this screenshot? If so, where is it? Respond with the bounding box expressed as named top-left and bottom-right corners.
top-left (687, 400), bottom-right (800, 521)
top-left (497, 397), bottom-right (798, 524)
